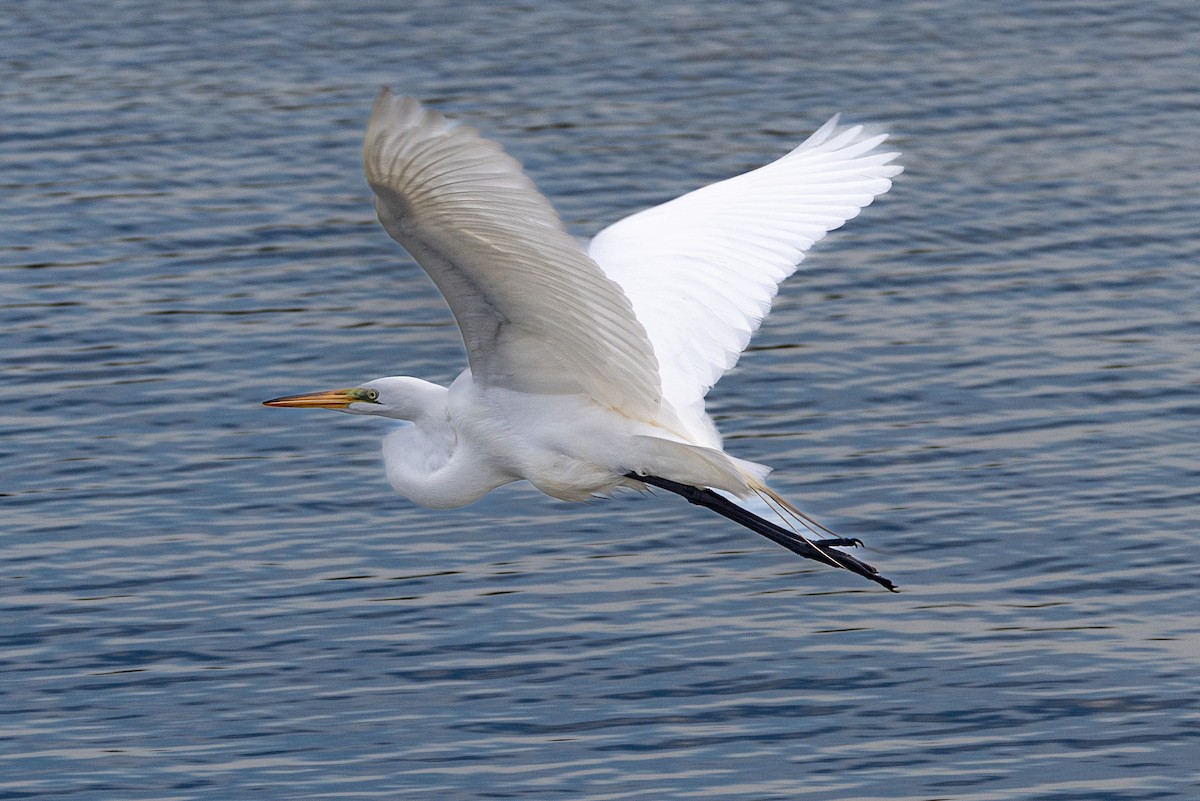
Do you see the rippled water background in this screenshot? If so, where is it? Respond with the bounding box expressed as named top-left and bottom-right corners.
top-left (3, 1), bottom-right (1198, 798)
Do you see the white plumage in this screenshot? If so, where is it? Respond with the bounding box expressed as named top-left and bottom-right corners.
top-left (364, 94), bottom-right (662, 423)
top-left (265, 89), bottom-right (903, 589)
top-left (589, 116), bottom-right (902, 440)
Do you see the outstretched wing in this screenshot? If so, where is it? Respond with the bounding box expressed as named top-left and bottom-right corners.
top-left (364, 89), bottom-right (661, 420)
top-left (588, 117), bottom-right (902, 424)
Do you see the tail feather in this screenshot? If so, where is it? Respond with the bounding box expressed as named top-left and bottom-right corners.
top-left (630, 436), bottom-right (768, 498)
top-left (747, 478), bottom-right (877, 580)
top-left (753, 481), bottom-right (841, 540)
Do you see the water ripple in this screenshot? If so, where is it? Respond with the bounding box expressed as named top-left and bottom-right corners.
top-left (3, 0), bottom-right (1199, 799)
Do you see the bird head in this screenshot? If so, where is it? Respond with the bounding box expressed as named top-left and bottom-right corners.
top-left (262, 376), bottom-right (445, 420)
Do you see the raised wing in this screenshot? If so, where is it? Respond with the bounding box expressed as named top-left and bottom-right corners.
top-left (588, 117), bottom-right (902, 424)
top-left (364, 89), bottom-right (661, 420)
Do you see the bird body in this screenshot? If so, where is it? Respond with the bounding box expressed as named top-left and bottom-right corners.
top-left (348, 372), bottom-right (762, 508)
top-left (266, 89), bottom-right (903, 589)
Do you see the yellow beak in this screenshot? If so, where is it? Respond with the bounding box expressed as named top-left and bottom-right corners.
top-left (262, 388), bottom-right (362, 409)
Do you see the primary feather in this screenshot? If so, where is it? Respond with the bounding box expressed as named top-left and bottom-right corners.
top-left (589, 115), bottom-right (902, 436)
top-left (364, 91), bottom-right (664, 422)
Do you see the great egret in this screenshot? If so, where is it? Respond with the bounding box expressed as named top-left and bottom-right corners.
top-left (265, 89), bottom-right (902, 590)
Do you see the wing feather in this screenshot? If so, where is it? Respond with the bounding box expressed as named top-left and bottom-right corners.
top-left (588, 116), bottom-right (902, 428)
top-left (363, 89), bottom-right (661, 419)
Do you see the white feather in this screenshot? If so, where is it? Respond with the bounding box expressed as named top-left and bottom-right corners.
top-left (588, 116), bottom-right (902, 438)
top-left (266, 91), bottom-right (903, 588)
top-left (364, 91), bottom-right (663, 422)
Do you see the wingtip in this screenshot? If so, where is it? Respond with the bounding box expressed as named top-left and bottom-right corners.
top-left (371, 85), bottom-right (398, 117)
top-left (792, 115), bottom-right (903, 168)
top-left (804, 114), bottom-right (843, 148)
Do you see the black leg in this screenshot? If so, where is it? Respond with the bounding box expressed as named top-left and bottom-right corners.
top-left (626, 473), bottom-right (897, 592)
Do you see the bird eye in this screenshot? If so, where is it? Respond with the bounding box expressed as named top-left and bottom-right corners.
top-left (364, 389), bottom-right (380, 402)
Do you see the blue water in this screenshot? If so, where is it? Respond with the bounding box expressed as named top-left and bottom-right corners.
top-left (3, 1), bottom-right (1198, 798)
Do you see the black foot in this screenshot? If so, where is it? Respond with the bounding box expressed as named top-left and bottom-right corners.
top-left (813, 537), bottom-right (864, 548)
top-left (626, 472), bottom-right (896, 592)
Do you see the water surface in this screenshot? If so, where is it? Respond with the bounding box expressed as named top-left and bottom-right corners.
top-left (2, 1), bottom-right (1198, 799)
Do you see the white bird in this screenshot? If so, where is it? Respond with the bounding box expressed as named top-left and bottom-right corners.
top-left (265, 88), bottom-right (902, 590)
